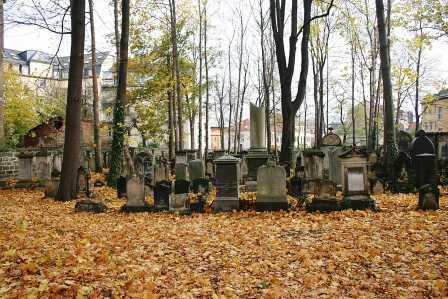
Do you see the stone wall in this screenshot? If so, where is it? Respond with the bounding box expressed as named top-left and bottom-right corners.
top-left (0, 152), bottom-right (18, 178)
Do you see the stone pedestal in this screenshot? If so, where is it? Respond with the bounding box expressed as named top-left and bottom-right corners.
top-left (256, 164), bottom-right (288, 211)
top-left (213, 155), bottom-right (240, 212)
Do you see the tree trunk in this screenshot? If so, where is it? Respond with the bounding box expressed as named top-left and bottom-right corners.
top-left (56, 0), bottom-right (86, 201)
top-left (169, 0), bottom-right (183, 150)
top-left (113, 0), bottom-right (120, 67)
top-left (0, 0), bottom-right (4, 144)
top-left (375, 0), bottom-right (397, 179)
top-left (88, 0), bottom-right (102, 173)
top-left (351, 41), bottom-right (356, 146)
top-left (197, 0), bottom-right (202, 155)
top-left (204, 4), bottom-right (209, 157)
top-left (259, 0), bottom-right (271, 152)
top-left (107, 0), bottom-right (130, 186)
top-left (227, 43), bottom-right (233, 153)
top-left (168, 90), bottom-right (174, 160)
top-left (415, 42), bottom-right (422, 132)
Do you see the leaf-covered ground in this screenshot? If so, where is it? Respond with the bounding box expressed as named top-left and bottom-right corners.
top-left (0, 189), bottom-right (447, 298)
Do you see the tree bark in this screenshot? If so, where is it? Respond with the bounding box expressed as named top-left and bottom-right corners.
top-left (0, 0), bottom-right (4, 144)
top-left (204, 3), bottom-right (209, 157)
top-left (107, 0), bottom-right (130, 186)
top-left (227, 42), bottom-right (233, 153)
top-left (88, 0), bottom-right (102, 173)
top-left (169, 0), bottom-right (183, 150)
top-left (197, 0), bottom-right (203, 155)
top-left (414, 25), bottom-right (423, 132)
top-left (351, 40), bottom-right (356, 146)
top-left (56, 0), bottom-right (86, 201)
top-left (375, 0), bottom-right (397, 179)
top-left (113, 0), bottom-right (120, 67)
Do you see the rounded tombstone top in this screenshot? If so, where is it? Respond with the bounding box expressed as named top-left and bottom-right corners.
top-left (214, 154), bottom-right (240, 164)
top-left (411, 131), bottom-right (435, 156)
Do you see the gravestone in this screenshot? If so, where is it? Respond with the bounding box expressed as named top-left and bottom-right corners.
top-left (288, 166), bottom-right (304, 198)
top-left (393, 151), bottom-right (414, 193)
top-left (116, 176), bottom-right (127, 198)
top-left (206, 159), bottom-right (214, 178)
top-left (75, 199), bottom-right (107, 213)
top-left (17, 154), bottom-right (33, 181)
top-left (306, 180), bottom-right (341, 212)
top-left (302, 149), bottom-right (325, 194)
top-left (339, 147), bottom-right (376, 210)
top-left (121, 176), bottom-right (152, 212)
top-left (175, 179), bottom-right (190, 194)
top-left (411, 130), bottom-right (439, 209)
top-left (192, 178), bottom-right (210, 193)
top-left (245, 103), bottom-right (268, 188)
top-left (213, 155), bottom-right (240, 212)
top-left (256, 163), bottom-right (288, 211)
top-left (154, 165), bottom-right (167, 183)
top-left (35, 153), bottom-right (51, 181)
top-left (188, 159), bottom-right (204, 181)
top-left (185, 149), bottom-right (198, 162)
top-left (77, 166), bottom-right (87, 194)
top-left (175, 163), bottom-right (189, 180)
top-left (154, 180), bottom-right (171, 210)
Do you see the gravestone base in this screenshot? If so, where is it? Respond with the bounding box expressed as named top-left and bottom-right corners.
top-left (169, 193), bottom-right (190, 213)
top-left (121, 202), bottom-right (153, 213)
top-left (418, 185), bottom-right (439, 210)
top-left (245, 181), bottom-right (257, 192)
top-left (75, 199), bottom-right (107, 213)
top-left (342, 195), bottom-right (377, 211)
top-left (255, 199), bottom-right (288, 212)
top-left (306, 197), bottom-right (341, 212)
top-left (245, 150), bottom-right (269, 182)
top-left (394, 181), bottom-right (415, 193)
top-left (213, 197), bottom-right (239, 212)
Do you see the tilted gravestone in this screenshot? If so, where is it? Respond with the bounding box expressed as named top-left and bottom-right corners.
top-left (213, 155), bottom-right (240, 212)
top-left (411, 130), bottom-right (439, 209)
top-left (121, 176), bottom-right (152, 212)
top-left (256, 163), bottom-right (288, 211)
top-left (154, 180), bottom-right (171, 211)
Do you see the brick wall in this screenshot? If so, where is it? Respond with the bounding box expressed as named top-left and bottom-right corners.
top-left (0, 152), bottom-right (18, 178)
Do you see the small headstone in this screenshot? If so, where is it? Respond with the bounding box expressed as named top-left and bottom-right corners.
top-left (174, 179), bottom-right (190, 194)
top-left (175, 163), bottom-right (189, 181)
top-left (17, 154), bottom-right (33, 181)
top-left (213, 155), bottom-right (240, 212)
top-left (188, 159), bottom-right (204, 181)
top-left (44, 179), bottom-right (59, 198)
top-left (169, 193), bottom-right (190, 213)
top-left (306, 180), bottom-right (341, 212)
top-left (117, 176), bottom-right (127, 198)
top-left (256, 164), bottom-right (288, 211)
top-left (121, 176), bottom-right (152, 212)
top-left (154, 165), bottom-right (167, 183)
top-left (154, 180), bottom-right (171, 210)
top-left (288, 176), bottom-right (303, 198)
top-left (35, 154), bottom-right (51, 181)
top-left (192, 178), bottom-right (210, 193)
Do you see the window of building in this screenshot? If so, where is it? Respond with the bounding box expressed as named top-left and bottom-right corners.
top-left (438, 107), bottom-right (443, 120)
top-left (19, 65), bottom-right (22, 74)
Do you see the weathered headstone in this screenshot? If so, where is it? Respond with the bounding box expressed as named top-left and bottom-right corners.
top-left (188, 159), bottom-right (204, 181)
top-left (411, 130), bottom-right (439, 209)
top-left (306, 180), bottom-right (341, 212)
top-left (256, 163), bottom-right (288, 211)
top-left (213, 155), bottom-right (240, 212)
top-left (17, 154), bottom-right (33, 181)
top-left (75, 199), bottom-right (107, 213)
top-left (339, 147), bottom-right (376, 210)
top-left (175, 163), bottom-right (189, 181)
top-left (175, 179), bottom-right (190, 194)
top-left (116, 176), bottom-right (127, 198)
top-left (192, 178), bottom-right (210, 193)
top-left (154, 180), bottom-right (171, 210)
top-left (121, 176), bottom-right (152, 212)
top-left (35, 153), bottom-right (51, 181)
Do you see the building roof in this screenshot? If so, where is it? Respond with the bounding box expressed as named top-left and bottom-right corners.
top-left (3, 48), bottom-right (112, 70)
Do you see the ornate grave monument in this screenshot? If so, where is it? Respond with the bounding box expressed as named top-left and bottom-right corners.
top-left (321, 128), bottom-right (343, 187)
top-left (255, 162), bottom-right (288, 211)
top-left (339, 147), bottom-right (376, 210)
top-left (213, 155), bottom-right (240, 212)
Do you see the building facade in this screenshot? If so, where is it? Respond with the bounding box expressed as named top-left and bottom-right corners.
top-left (421, 89), bottom-right (448, 132)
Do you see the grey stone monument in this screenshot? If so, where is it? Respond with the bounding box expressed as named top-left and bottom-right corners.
top-left (255, 163), bottom-right (288, 211)
top-left (121, 176), bottom-right (152, 212)
top-left (188, 159), bottom-right (204, 181)
top-left (213, 155), bottom-right (240, 212)
top-left (245, 103), bottom-right (269, 191)
top-left (35, 152), bottom-right (52, 181)
top-left (17, 153), bottom-right (33, 181)
top-left (175, 163), bottom-right (189, 180)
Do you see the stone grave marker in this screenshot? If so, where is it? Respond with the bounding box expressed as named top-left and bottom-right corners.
top-left (35, 153), bottom-right (51, 181)
top-left (213, 155), bottom-right (240, 212)
top-left (116, 176), bottom-right (127, 198)
top-left (188, 159), bottom-right (204, 181)
top-left (306, 180), bottom-right (341, 212)
top-left (192, 178), bottom-right (210, 193)
top-left (154, 180), bottom-right (171, 210)
top-left (17, 154), bottom-right (33, 181)
top-left (121, 176), bottom-right (152, 212)
top-left (175, 163), bottom-right (189, 181)
top-left (175, 179), bottom-right (190, 194)
top-left (256, 163), bottom-right (288, 211)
